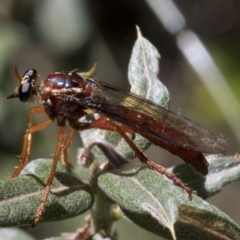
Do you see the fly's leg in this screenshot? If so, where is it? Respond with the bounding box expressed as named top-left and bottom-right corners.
top-left (75, 117), bottom-right (195, 199)
top-left (60, 128), bottom-right (75, 168)
top-left (69, 117), bottom-right (135, 138)
top-left (31, 127), bottom-right (65, 228)
top-left (11, 107), bottom-right (52, 178)
top-left (106, 119), bottom-right (196, 199)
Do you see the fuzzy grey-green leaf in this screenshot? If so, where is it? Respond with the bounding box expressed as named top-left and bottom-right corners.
top-left (128, 26), bottom-right (169, 107)
top-left (79, 27), bottom-right (169, 162)
top-left (205, 154), bottom-right (240, 194)
top-left (0, 159), bottom-right (94, 226)
top-left (98, 164), bottom-right (240, 240)
top-left (20, 158), bottom-right (72, 177)
top-left (170, 154), bottom-right (240, 199)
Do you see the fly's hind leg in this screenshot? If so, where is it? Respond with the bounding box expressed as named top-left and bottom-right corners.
top-left (105, 119), bottom-right (196, 199)
top-left (71, 116), bottom-right (195, 199)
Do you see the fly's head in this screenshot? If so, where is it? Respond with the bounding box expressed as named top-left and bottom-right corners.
top-left (7, 65), bottom-right (38, 102)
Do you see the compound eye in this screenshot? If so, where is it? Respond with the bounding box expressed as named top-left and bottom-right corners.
top-left (19, 82), bottom-right (32, 102)
top-left (23, 69), bottom-right (38, 81)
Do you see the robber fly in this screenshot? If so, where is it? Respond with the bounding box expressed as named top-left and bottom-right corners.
top-left (7, 64), bottom-right (228, 227)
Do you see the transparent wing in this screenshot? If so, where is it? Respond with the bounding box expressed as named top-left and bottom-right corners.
top-left (77, 79), bottom-right (228, 154)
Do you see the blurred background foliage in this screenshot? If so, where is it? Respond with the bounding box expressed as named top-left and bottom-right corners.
top-left (0, 0), bottom-right (239, 239)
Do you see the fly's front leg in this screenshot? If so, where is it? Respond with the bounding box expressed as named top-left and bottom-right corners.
top-left (11, 107), bottom-right (52, 178)
top-left (32, 126), bottom-right (65, 228)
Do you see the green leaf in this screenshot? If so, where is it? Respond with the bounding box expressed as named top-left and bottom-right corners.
top-left (20, 157), bottom-right (73, 176)
top-left (0, 159), bottom-right (94, 227)
top-left (128, 26), bottom-right (169, 107)
top-left (170, 154), bottom-right (240, 199)
top-left (98, 164), bottom-right (240, 240)
top-left (205, 154), bottom-right (240, 192)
